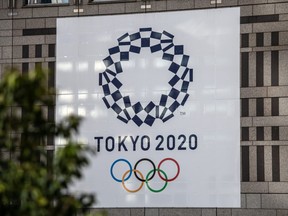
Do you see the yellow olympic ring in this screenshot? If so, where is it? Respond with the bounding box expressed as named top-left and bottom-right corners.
top-left (121, 169), bottom-right (144, 193)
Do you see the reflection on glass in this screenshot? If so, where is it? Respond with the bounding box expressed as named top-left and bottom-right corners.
top-left (202, 89), bottom-right (216, 96)
top-left (90, 110), bottom-right (99, 118)
top-left (59, 89), bottom-right (73, 95)
top-left (203, 104), bottom-right (215, 114)
top-left (78, 94), bottom-right (88, 100)
top-left (121, 61), bottom-right (136, 69)
top-left (154, 58), bottom-right (167, 68)
top-left (57, 62), bottom-right (73, 72)
top-left (126, 194), bottom-right (137, 203)
top-left (90, 108), bottom-right (109, 118)
top-left (78, 90), bottom-right (88, 100)
top-left (59, 105), bottom-right (74, 117)
top-left (78, 61), bottom-right (89, 72)
top-left (55, 137), bottom-right (67, 145)
top-left (58, 94), bottom-right (74, 103)
top-left (78, 137), bottom-right (88, 144)
top-left (78, 107), bottom-right (86, 117)
top-left (26, 0), bottom-right (69, 4)
top-left (94, 61), bottom-right (106, 73)
top-left (216, 88), bottom-right (230, 96)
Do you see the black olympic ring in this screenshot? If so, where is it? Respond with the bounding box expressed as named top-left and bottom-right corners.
top-left (134, 158), bottom-right (156, 182)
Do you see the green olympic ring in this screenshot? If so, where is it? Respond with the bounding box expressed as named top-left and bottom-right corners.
top-left (145, 168), bottom-right (168, 193)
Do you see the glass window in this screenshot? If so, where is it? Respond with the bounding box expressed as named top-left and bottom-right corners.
top-left (25, 0), bottom-right (69, 4)
top-left (90, 0), bottom-right (134, 3)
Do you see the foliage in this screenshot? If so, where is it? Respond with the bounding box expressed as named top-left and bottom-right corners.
top-left (0, 68), bottom-right (95, 216)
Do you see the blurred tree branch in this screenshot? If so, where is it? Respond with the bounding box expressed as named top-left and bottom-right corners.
top-left (0, 68), bottom-right (97, 216)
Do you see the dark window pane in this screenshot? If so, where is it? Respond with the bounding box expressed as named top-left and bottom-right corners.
top-left (272, 126), bottom-right (279, 141)
top-left (256, 98), bottom-right (264, 116)
top-left (22, 63), bottom-right (29, 74)
top-left (272, 146), bottom-right (280, 182)
top-left (25, 0), bottom-right (69, 5)
top-left (48, 106), bottom-right (55, 122)
top-left (257, 146), bottom-right (265, 182)
top-left (242, 127), bottom-right (249, 141)
top-left (47, 135), bottom-right (54, 146)
top-left (256, 33), bottom-right (264, 47)
top-left (271, 51), bottom-right (279, 86)
top-left (241, 34), bottom-right (249, 48)
top-left (48, 62), bottom-right (55, 88)
top-left (35, 44), bottom-right (42, 58)
top-left (22, 45), bottom-right (29, 58)
top-left (271, 97), bottom-right (279, 116)
top-left (271, 32), bottom-right (279, 46)
top-left (47, 150), bottom-right (54, 175)
top-left (241, 52), bottom-right (249, 87)
top-left (48, 44), bottom-right (55, 57)
top-left (240, 15), bottom-right (279, 24)
top-left (257, 127), bottom-right (264, 141)
top-left (242, 146), bottom-right (250, 181)
top-left (23, 28), bottom-right (56, 36)
top-left (35, 62), bottom-right (42, 70)
top-left (241, 99), bottom-right (249, 117)
top-left (256, 52), bottom-right (264, 87)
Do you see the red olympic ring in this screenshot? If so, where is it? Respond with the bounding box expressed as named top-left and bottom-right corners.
top-left (157, 158), bottom-right (180, 182)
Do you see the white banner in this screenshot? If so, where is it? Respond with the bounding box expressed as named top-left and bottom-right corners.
top-left (56, 8), bottom-right (240, 208)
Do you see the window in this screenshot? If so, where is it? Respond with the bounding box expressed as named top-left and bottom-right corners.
top-left (8, 0), bottom-right (16, 8)
top-left (90, 0), bottom-right (135, 3)
top-left (25, 0), bottom-right (69, 5)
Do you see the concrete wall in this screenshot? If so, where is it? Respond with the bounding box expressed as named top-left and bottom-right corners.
top-left (1, 0), bottom-right (288, 215)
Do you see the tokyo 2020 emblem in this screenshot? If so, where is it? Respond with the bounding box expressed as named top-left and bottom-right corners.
top-left (99, 28), bottom-right (193, 127)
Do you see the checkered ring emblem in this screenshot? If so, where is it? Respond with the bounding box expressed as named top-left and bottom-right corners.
top-left (99, 28), bottom-right (193, 127)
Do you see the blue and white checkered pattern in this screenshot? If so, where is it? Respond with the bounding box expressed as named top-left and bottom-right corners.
top-left (99, 28), bottom-right (193, 127)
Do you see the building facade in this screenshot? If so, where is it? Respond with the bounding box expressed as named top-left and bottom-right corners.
top-left (1, 0), bottom-right (288, 215)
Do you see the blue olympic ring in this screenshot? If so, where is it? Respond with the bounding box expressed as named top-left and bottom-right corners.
top-left (110, 158), bottom-right (132, 182)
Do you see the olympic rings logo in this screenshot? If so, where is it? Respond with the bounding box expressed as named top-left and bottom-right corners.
top-left (110, 158), bottom-right (180, 193)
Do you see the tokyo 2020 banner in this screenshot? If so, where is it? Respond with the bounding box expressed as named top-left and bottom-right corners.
top-left (56, 8), bottom-right (240, 207)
